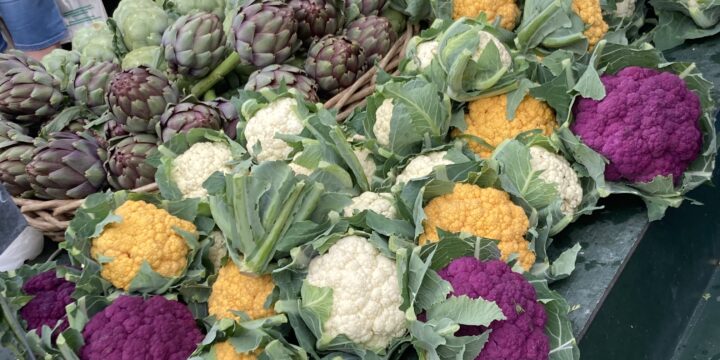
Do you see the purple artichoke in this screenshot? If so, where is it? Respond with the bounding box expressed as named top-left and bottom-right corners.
top-left (205, 98), bottom-right (240, 139)
top-left (26, 132), bottom-right (108, 199)
top-left (305, 35), bottom-right (367, 95)
top-left (344, 0), bottom-right (386, 17)
top-left (345, 15), bottom-right (396, 66)
top-left (245, 64), bottom-right (319, 102)
top-left (106, 67), bottom-right (180, 134)
top-left (289, 0), bottom-right (343, 45)
top-left (69, 61), bottom-right (122, 115)
top-left (158, 102), bottom-right (224, 142)
top-left (106, 134), bottom-right (159, 190)
top-left (162, 11), bottom-right (227, 78)
top-left (0, 51), bottom-right (64, 123)
top-left (0, 119), bottom-right (27, 144)
top-left (19, 270), bottom-right (76, 337)
top-left (228, 0), bottom-right (300, 67)
top-left (104, 116), bottom-right (130, 139)
top-left (0, 141), bottom-right (34, 197)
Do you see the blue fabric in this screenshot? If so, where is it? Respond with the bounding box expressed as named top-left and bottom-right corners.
top-left (0, 0), bottom-right (68, 51)
top-left (0, 184), bottom-right (26, 255)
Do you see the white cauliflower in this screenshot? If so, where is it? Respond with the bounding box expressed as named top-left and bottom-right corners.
top-left (306, 235), bottom-right (406, 351)
top-left (343, 192), bottom-right (396, 218)
top-left (414, 40), bottom-right (439, 70)
top-left (528, 146), bottom-right (583, 215)
top-left (395, 151), bottom-right (453, 185)
top-left (473, 31), bottom-right (512, 68)
top-left (208, 231), bottom-right (227, 270)
top-left (614, 0), bottom-right (636, 18)
top-left (172, 142), bottom-right (234, 198)
top-left (354, 148), bottom-right (376, 183)
top-left (289, 152), bottom-right (313, 176)
top-left (244, 97), bottom-right (304, 162)
top-left (372, 99), bottom-right (394, 148)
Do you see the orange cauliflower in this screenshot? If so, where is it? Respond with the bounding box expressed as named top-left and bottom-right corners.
top-left (572, 0), bottom-right (609, 48)
top-left (90, 200), bottom-right (197, 290)
top-left (459, 94), bottom-right (556, 158)
top-left (214, 342), bottom-right (262, 360)
top-left (419, 184), bottom-right (535, 270)
top-left (452, 0), bottom-right (520, 30)
top-left (208, 262), bottom-right (276, 321)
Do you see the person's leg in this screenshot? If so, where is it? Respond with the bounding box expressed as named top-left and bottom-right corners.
top-left (0, 0), bottom-right (67, 60)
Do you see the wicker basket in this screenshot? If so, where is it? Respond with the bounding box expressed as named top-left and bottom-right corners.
top-left (11, 24), bottom-right (418, 242)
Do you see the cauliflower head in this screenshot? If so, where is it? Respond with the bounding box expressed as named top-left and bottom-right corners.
top-left (474, 31), bottom-right (512, 68)
top-left (571, 0), bottom-right (609, 48)
top-left (19, 271), bottom-right (75, 336)
top-left (244, 98), bottom-right (304, 162)
top-left (395, 151), bottom-right (453, 185)
top-left (354, 148), bottom-right (377, 182)
top-left (90, 200), bottom-right (197, 290)
top-left (208, 262), bottom-right (276, 321)
top-left (571, 67), bottom-right (702, 185)
top-left (208, 231), bottom-right (228, 270)
top-left (528, 146), bottom-right (583, 215)
top-left (373, 99), bottom-right (394, 148)
top-left (343, 192), bottom-right (397, 218)
top-left (414, 41), bottom-right (439, 71)
top-left (460, 94), bottom-right (556, 158)
top-left (80, 295), bottom-right (203, 360)
top-left (214, 342), bottom-right (262, 360)
top-left (438, 257), bottom-right (549, 360)
top-left (306, 235), bottom-right (406, 351)
top-left (172, 141), bottom-right (234, 199)
top-left (452, 0), bottom-right (521, 30)
top-left (614, 0), bottom-right (637, 17)
top-left (420, 184), bottom-right (535, 270)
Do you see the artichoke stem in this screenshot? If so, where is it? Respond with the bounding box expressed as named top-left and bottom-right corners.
top-left (203, 89), bottom-right (217, 101)
top-left (191, 52), bottom-right (242, 97)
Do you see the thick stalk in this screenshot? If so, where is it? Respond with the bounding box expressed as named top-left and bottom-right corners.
top-left (191, 52), bottom-right (243, 97)
top-left (0, 295), bottom-right (37, 360)
top-left (515, 0), bottom-right (565, 50)
top-left (541, 32), bottom-right (586, 48)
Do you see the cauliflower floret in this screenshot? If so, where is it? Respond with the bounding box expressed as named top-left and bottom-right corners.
top-left (244, 98), bottom-right (304, 162)
top-left (395, 151), bottom-right (453, 185)
top-left (306, 235), bottom-right (406, 351)
top-left (572, 0), bottom-right (609, 48)
top-left (172, 142), bottom-right (233, 198)
top-left (415, 40), bottom-right (439, 70)
top-left (354, 148), bottom-right (376, 182)
top-left (208, 262), bottom-right (276, 321)
top-left (343, 192), bottom-right (396, 218)
top-left (373, 99), bottom-right (394, 147)
top-left (451, 0), bottom-right (521, 30)
top-left (614, 0), bottom-right (636, 17)
top-left (529, 146), bottom-right (583, 215)
top-left (207, 231), bottom-right (228, 270)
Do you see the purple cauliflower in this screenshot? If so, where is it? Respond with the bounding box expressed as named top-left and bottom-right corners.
top-left (438, 257), bottom-right (549, 360)
top-left (19, 270), bottom-right (75, 335)
top-left (571, 66), bottom-right (702, 185)
top-left (80, 295), bottom-right (203, 360)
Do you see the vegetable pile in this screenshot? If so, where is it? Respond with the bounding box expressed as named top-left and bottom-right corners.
top-left (0, 0), bottom-right (718, 359)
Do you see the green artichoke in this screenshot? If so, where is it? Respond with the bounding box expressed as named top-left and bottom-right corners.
top-left (72, 21), bottom-right (117, 65)
top-left (26, 132), bottom-right (108, 200)
top-left (345, 15), bottom-right (396, 65)
top-left (0, 52), bottom-right (64, 123)
top-left (172, 0), bottom-right (226, 18)
top-left (106, 134), bottom-right (159, 190)
top-left (158, 102), bottom-right (224, 142)
top-left (304, 35), bottom-right (367, 94)
top-left (121, 46), bottom-right (168, 71)
top-left (245, 64), bottom-right (319, 102)
top-left (0, 140), bottom-right (34, 197)
top-left (69, 61), bottom-right (122, 115)
top-left (41, 49), bottom-right (81, 90)
top-left (0, 119), bottom-right (27, 144)
top-left (106, 67), bottom-right (180, 134)
top-left (289, 0), bottom-right (343, 45)
top-left (113, 0), bottom-right (172, 50)
top-left (344, 0), bottom-right (385, 19)
top-left (228, 0), bottom-right (300, 67)
top-left (205, 98), bottom-right (239, 139)
top-left (162, 11), bottom-right (227, 78)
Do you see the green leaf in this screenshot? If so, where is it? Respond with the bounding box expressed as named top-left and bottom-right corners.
top-left (528, 275), bottom-right (580, 360)
top-left (427, 295), bottom-right (505, 326)
top-left (493, 140), bottom-right (559, 209)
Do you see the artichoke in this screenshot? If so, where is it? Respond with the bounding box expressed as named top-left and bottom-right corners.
top-left (0, 119), bottom-right (27, 144)
top-left (344, 0), bottom-right (385, 18)
top-left (26, 132), bottom-right (108, 200)
top-left (304, 35), bottom-right (367, 94)
top-left (121, 46), bottom-right (168, 71)
top-left (72, 21), bottom-right (117, 65)
top-left (245, 64), bottom-right (319, 102)
top-left (289, 0), bottom-right (343, 45)
top-left (41, 49), bottom-right (81, 90)
top-left (104, 116), bottom-right (130, 139)
top-left (158, 102), bottom-right (224, 142)
top-left (69, 61), bottom-right (122, 115)
top-left (113, 0), bottom-right (171, 50)
top-left (162, 11), bottom-right (227, 78)
top-left (172, 0), bottom-right (226, 18)
top-left (106, 134), bottom-right (159, 190)
top-left (205, 98), bottom-right (239, 139)
top-left (228, 0), bottom-right (300, 67)
top-left (0, 52), bottom-right (64, 123)
top-left (0, 140), bottom-right (34, 197)
top-left (345, 15), bottom-right (396, 65)
top-left (106, 67), bottom-right (180, 134)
